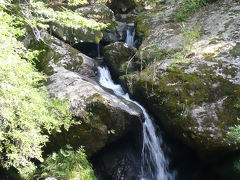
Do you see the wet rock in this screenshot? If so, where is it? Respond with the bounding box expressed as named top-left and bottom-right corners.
top-left (103, 42), bottom-right (137, 79)
top-left (92, 134), bottom-right (141, 180)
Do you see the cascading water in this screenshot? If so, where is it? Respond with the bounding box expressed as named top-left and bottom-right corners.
top-left (125, 25), bottom-right (136, 47)
top-left (97, 43), bottom-right (101, 59)
top-left (98, 66), bottom-right (175, 180)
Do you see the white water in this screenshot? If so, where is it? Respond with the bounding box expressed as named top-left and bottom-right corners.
top-left (125, 26), bottom-right (135, 47)
top-left (98, 66), bottom-right (174, 180)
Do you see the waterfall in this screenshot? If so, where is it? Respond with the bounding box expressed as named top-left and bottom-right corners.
top-left (98, 66), bottom-right (175, 180)
top-left (97, 43), bottom-right (101, 59)
top-left (125, 25), bottom-right (135, 47)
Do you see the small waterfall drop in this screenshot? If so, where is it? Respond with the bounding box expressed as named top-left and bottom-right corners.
top-left (98, 66), bottom-right (174, 180)
top-left (97, 43), bottom-right (101, 59)
top-left (125, 25), bottom-right (136, 47)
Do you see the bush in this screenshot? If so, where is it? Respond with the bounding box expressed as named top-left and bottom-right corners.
top-left (0, 4), bottom-right (73, 177)
top-left (35, 145), bottom-right (96, 180)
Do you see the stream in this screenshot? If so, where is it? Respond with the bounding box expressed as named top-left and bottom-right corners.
top-left (91, 25), bottom-right (218, 180)
top-left (98, 66), bottom-right (175, 180)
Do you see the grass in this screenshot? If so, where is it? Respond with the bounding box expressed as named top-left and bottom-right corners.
top-left (175, 0), bottom-right (206, 22)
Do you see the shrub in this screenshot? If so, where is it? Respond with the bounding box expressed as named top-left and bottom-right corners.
top-left (0, 5), bottom-right (73, 177)
top-left (35, 145), bottom-right (96, 180)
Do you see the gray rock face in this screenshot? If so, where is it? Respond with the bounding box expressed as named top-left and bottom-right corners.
top-left (121, 1), bottom-right (240, 157)
top-left (46, 67), bottom-right (142, 156)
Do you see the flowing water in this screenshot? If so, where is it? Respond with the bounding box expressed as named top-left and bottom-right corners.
top-left (125, 26), bottom-right (136, 47)
top-left (97, 43), bottom-right (101, 59)
top-left (98, 66), bottom-right (175, 180)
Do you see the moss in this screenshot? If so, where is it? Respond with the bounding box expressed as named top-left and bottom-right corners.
top-left (174, 0), bottom-right (206, 22)
top-left (231, 44), bottom-right (240, 57)
top-left (203, 53), bottom-right (215, 61)
top-left (86, 93), bottom-right (111, 129)
top-left (135, 13), bottom-right (150, 38)
top-left (121, 58), bottom-right (240, 154)
top-left (103, 42), bottom-right (136, 78)
top-left (28, 32), bottom-right (84, 75)
top-left (76, 4), bottom-right (117, 32)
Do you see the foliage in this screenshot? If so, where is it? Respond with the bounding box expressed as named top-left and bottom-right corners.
top-left (35, 145), bottom-right (96, 180)
top-left (168, 22), bottom-right (200, 68)
top-left (175, 0), bottom-right (206, 22)
top-left (227, 101), bottom-right (240, 143)
top-left (136, 0), bottom-right (159, 7)
top-left (181, 22), bottom-right (200, 52)
top-left (68, 0), bottom-right (88, 5)
top-left (227, 101), bottom-right (240, 172)
top-left (31, 1), bottom-right (107, 31)
top-left (234, 160), bottom-right (240, 172)
top-left (0, 6), bottom-right (73, 178)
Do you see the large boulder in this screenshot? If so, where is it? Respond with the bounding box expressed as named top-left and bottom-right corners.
top-left (75, 4), bottom-right (130, 43)
top-left (50, 21), bottom-right (103, 44)
top-left (103, 42), bottom-right (137, 79)
top-left (32, 3), bottom-right (103, 44)
top-left (120, 1), bottom-right (240, 157)
top-left (27, 32), bottom-right (143, 156)
top-left (75, 4), bottom-right (116, 29)
top-left (46, 67), bottom-right (143, 156)
top-left (75, 3), bottom-right (118, 43)
top-left (26, 31), bottom-right (97, 78)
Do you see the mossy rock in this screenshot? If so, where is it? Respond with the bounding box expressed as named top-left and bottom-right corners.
top-left (103, 42), bottom-right (137, 79)
top-left (121, 59), bottom-right (240, 158)
top-left (26, 31), bottom-right (96, 77)
top-left (120, 0), bottom-right (240, 158)
top-left (50, 21), bottom-right (103, 44)
top-left (75, 4), bottom-right (117, 31)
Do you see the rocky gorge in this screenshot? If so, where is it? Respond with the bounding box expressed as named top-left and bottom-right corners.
top-left (1, 0), bottom-right (240, 179)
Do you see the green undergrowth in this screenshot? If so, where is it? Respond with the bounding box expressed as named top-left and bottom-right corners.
top-left (227, 101), bottom-right (240, 143)
top-left (0, 3), bottom-right (77, 178)
top-left (168, 22), bottom-right (200, 69)
top-left (31, 1), bottom-right (107, 31)
top-left (227, 101), bottom-right (240, 172)
top-left (175, 0), bottom-right (207, 22)
top-left (34, 145), bottom-right (96, 180)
